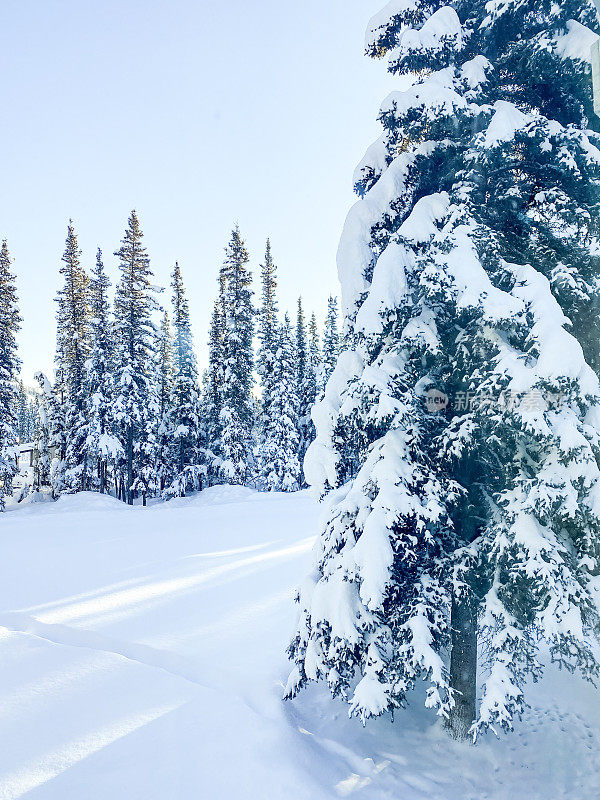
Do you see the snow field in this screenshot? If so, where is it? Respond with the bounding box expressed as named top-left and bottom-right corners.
top-left (0, 488), bottom-right (599, 799)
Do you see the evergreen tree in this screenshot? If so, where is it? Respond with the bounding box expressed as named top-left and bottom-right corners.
top-left (257, 239), bottom-right (279, 386)
top-left (295, 296), bottom-right (314, 478)
top-left (33, 372), bottom-right (54, 493)
top-left (27, 399), bottom-right (38, 444)
top-left (85, 248), bottom-right (121, 493)
top-left (157, 311), bottom-right (173, 423)
top-left (307, 311), bottom-right (320, 405)
top-left (320, 295), bottom-right (339, 389)
top-left (46, 378), bottom-right (67, 497)
top-left (55, 221), bottom-right (90, 491)
top-left (255, 239), bottom-right (280, 487)
top-left (28, 393), bottom-right (40, 470)
top-left (198, 368), bottom-right (210, 465)
top-left (204, 284), bottom-right (225, 484)
top-left (167, 262), bottom-right (203, 495)
top-left (113, 210), bottom-right (161, 504)
top-left (0, 240), bottom-right (21, 510)
top-left (154, 309), bottom-right (174, 490)
top-left (219, 225), bottom-right (254, 485)
top-left (295, 297), bottom-right (307, 386)
top-left (301, 311), bottom-right (320, 452)
top-left (127, 312), bottom-right (174, 502)
top-left (287, 0), bottom-right (600, 741)
top-left (16, 380), bottom-right (30, 442)
top-left (262, 314), bottom-right (301, 492)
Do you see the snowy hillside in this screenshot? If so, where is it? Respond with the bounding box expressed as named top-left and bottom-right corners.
top-left (0, 489), bottom-right (599, 799)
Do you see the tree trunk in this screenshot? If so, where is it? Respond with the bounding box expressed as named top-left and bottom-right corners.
top-left (447, 592), bottom-right (477, 741)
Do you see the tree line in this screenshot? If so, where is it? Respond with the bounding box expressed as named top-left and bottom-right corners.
top-left (0, 214), bottom-right (339, 508)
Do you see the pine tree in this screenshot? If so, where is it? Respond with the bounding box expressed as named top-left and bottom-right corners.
top-left (320, 295), bottom-right (339, 389)
top-left (154, 310), bottom-right (174, 491)
top-left (85, 248), bottom-right (121, 494)
top-left (219, 225), bottom-right (254, 485)
top-left (130, 316), bottom-right (169, 503)
top-left (0, 240), bottom-right (21, 510)
top-left (17, 381), bottom-right (30, 442)
top-left (262, 314), bottom-right (301, 492)
top-left (255, 239), bottom-right (280, 487)
top-left (54, 221), bottom-right (91, 492)
top-left (307, 311), bottom-right (320, 402)
top-left (198, 368), bottom-right (210, 465)
top-left (27, 399), bottom-right (38, 444)
top-left (46, 377), bottom-right (67, 498)
top-left (301, 311), bottom-right (320, 452)
top-left (113, 210), bottom-right (161, 504)
top-left (167, 262), bottom-right (203, 496)
top-left (33, 372), bottom-right (54, 493)
top-left (257, 239), bottom-right (279, 386)
top-left (295, 296), bottom-right (313, 478)
top-left (28, 393), bottom-right (40, 472)
top-left (204, 283), bottom-right (225, 484)
top-left (287, 0), bottom-right (600, 741)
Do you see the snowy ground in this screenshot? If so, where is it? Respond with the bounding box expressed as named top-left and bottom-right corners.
top-left (1, 488), bottom-right (599, 800)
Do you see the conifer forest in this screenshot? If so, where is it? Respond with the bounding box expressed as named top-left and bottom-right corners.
top-left (2, 217), bottom-right (340, 507)
top-left (2, 1), bottom-right (600, 798)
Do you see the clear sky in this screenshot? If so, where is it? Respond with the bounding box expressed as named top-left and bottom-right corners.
top-left (2, 0), bottom-right (396, 382)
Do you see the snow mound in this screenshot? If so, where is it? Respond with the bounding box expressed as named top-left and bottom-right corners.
top-left (166, 483), bottom-right (258, 507)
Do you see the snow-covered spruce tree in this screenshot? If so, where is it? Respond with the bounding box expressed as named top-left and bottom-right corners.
top-left (255, 239), bottom-right (280, 487)
top-left (0, 239), bottom-right (21, 510)
top-left (85, 248), bottom-right (121, 494)
top-left (296, 298), bottom-right (308, 384)
top-left (204, 283), bottom-right (226, 484)
top-left (166, 262), bottom-right (203, 496)
top-left (54, 222), bottom-right (91, 492)
top-left (33, 372), bottom-right (54, 493)
top-left (16, 381), bottom-right (34, 443)
top-left (320, 295), bottom-right (339, 391)
top-left (28, 400), bottom-right (38, 444)
top-left (219, 225), bottom-right (254, 485)
top-left (154, 310), bottom-right (174, 491)
top-left (308, 311), bottom-right (320, 362)
top-left (307, 311), bottom-right (321, 399)
top-left (297, 310), bottom-right (320, 464)
top-left (48, 390), bottom-right (67, 496)
top-left (35, 368), bottom-right (67, 498)
top-left (28, 394), bottom-right (40, 468)
top-left (16, 381), bottom-right (26, 442)
top-left (262, 314), bottom-right (302, 492)
top-left (295, 297), bottom-right (314, 478)
top-left (287, 0), bottom-right (600, 741)
top-left (113, 210), bottom-right (161, 504)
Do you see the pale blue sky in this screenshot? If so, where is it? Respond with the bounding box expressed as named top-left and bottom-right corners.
top-left (2, 0), bottom-right (395, 381)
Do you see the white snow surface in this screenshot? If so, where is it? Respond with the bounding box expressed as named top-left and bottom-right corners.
top-left (337, 141), bottom-right (439, 315)
top-left (1, 488), bottom-right (600, 799)
top-left (554, 19), bottom-right (598, 63)
top-left (484, 100), bottom-right (532, 148)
